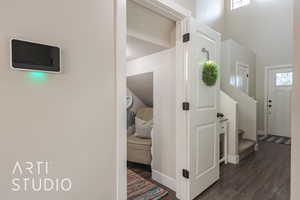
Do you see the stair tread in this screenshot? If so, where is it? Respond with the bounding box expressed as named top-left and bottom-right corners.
top-left (239, 139), bottom-right (256, 153)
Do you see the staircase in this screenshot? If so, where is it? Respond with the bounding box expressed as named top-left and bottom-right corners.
top-left (220, 91), bottom-right (257, 164)
top-left (220, 39), bottom-right (258, 164)
top-left (238, 129), bottom-right (256, 161)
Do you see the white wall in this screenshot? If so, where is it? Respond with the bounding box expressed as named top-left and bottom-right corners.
top-left (127, 36), bottom-right (166, 61)
top-left (0, 0), bottom-right (116, 199)
top-left (172, 0), bottom-right (225, 35)
top-left (292, 1), bottom-right (300, 199)
top-left (222, 39), bottom-right (256, 98)
top-left (222, 85), bottom-right (258, 142)
top-left (127, 72), bottom-right (153, 106)
top-left (127, 89), bottom-right (146, 113)
top-left (127, 49), bottom-right (176, 184)
top-left (171, 0), bottom-right (196, 16)
top-left (127, 0), bottom-right (176, 48)
top-left (196, 0), bottom-right (225, 35)
top-left (224, 0), bottom-right (293, 131)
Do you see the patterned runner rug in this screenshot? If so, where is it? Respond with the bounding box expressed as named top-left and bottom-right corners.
top-left (127, 169), bottom-right (168, 200)
top-left (258, 134), bottom-right (291, 145)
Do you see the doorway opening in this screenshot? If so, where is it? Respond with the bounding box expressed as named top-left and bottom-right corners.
top-left (125, 1), bottom-right (178, 199)
top-left (117, 1), bottom-right (223, 199)
top-left (126, 72), bottom-right (158, 198)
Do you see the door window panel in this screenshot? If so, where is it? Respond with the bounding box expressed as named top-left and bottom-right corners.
top-left (276, 72), bottom-right (293, 86)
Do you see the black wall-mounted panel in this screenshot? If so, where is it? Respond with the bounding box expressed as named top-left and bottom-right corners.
top-left (11, 39), bottom-right (60, 72)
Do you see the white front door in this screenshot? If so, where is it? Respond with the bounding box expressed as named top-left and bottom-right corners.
top-left (184, 18), bottom-right (220, 200)
top-left (236, 63), bottom-right (249, 94)
top-left (267, 67), bottom-right (292, 138)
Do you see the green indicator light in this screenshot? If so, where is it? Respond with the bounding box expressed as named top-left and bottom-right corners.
top-left (27, 71), bottom-right (47, 81)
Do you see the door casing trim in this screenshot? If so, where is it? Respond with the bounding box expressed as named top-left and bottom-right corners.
top-left (236, 61), bottom-right (250, 95)
top-left (264, 64), bottom-right (293, 136)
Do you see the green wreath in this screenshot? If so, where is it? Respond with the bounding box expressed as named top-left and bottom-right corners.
top-left (202, 61), bottom-right (218, 86)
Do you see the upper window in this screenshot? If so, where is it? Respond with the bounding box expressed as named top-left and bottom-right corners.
top-left (231, 0), bottom-right (250, 10)
top-left (276, 72), bottom-right (293, 86)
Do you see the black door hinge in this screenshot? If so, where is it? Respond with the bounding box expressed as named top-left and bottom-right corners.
top-left (183, 33), bottom-right (190, 43)
top-left (247, 74), bottom-right (249, 78)
top-left (182, 102), bottom-right (190, 111)
top-left (182, 169), bottom-right (189, 179)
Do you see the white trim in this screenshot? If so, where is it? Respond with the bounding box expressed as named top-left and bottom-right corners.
top-left (116, 1), bottom-right (190, 199)
top-left (264, 64), bottom-right (293, 137)
top-left (152, 170), bottom-right (177, 191)
top-left (132, 0), bottom-right (192, 21)
top-left (228, 154), bottom-right (239, 164)
top-left (115, 0), bottom-right (127, 199)
top-left (235, 61), bottom-right (249, 95)
top-left (175, 19), bottom-right (188, 200)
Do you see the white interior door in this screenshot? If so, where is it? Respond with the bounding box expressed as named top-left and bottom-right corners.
top-left (184, 18), bottom-right (220, 200)
top-left (236, 63), bottom-right (249, 94)
top-left (267, 67), bottom-right (292, 137)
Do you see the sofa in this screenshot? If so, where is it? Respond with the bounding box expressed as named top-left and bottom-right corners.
top-left (127, 108), bottom-right (153, 165)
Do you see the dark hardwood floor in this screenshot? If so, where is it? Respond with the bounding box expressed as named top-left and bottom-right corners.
top-left (128, 142), bottom-right (290, 200)
top-left (196, 142), bottom-right (290, 200)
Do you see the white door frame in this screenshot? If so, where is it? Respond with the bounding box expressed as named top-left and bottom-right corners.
top-left (115, 0), bottom-right (191, 199)
top-left (236, 62), bottom-right (249, 94)
top-left (264, 64), bottom-right (293, 136)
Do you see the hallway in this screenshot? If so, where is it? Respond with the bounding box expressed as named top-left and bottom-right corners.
top-left (196, 141), bottom-right (290, 200)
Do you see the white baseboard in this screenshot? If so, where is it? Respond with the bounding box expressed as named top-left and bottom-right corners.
top-left (257, 130), bottom-right (266, 136)
top-left (152, 169), bottom-right (176, 191)
top-left (228, 154), bottom-right (239, 164)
